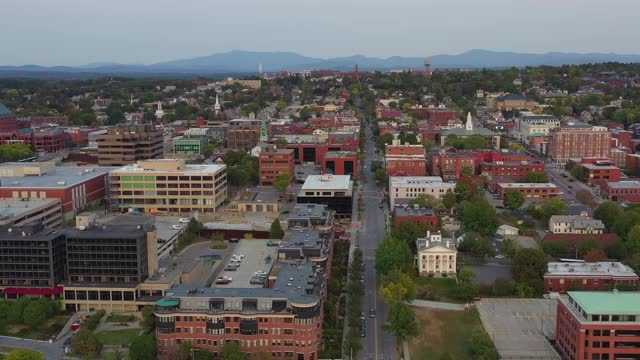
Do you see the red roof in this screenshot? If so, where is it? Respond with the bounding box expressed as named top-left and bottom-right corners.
top-left (543, 233), bottom-right (619, 247)
top-left (2, 286), bottom-right (63, 296)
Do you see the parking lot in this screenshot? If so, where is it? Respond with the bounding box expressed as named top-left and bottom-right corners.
top-left (476, 298), bottom-right (561, 359)
top-left (213, 239), bottom-right (277, 288)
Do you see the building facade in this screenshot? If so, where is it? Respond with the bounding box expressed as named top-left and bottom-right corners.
top-left (97, 125), bottom-right (164, 166)
top-left (388, 176), bottom-right (455, 207)
top-left (416, 231), bottom-right (457, 277)
top-left (322, 151), bottom-right (358, 180)
top-left (385, 144), bottom-right (427, 177)
top-left (227, 119), bottom-right (262, 151)
top-left (110, 159), bottom-right (227, 215)
top-left (496, 183), bottom-right (559, 200)
top-left (549, 125), bottom-right (611, 164)
top-left (548, 215), bottom-right (605, 234)
top-left (601, 181), bottom-right (640, 203)
top-left (556, 291), bottom-right (640, 360)
top-left (297, 175), bottom-right (352, 217)
top-left (581, 164), bottom-right (622, 186)
top-left (545, 262), bottom-right (638, 294)
top-left (258, 147), bottom-right (295, 186)
top-left (480, 160), bottom-right (545, 180)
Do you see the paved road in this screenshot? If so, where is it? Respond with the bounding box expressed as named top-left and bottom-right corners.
top-left (357, 122), bottom-right (397, 360)
top-left (0, 336), bottom-right (65, 360)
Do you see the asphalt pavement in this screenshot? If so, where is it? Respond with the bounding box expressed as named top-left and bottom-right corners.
top-left (355, 122), bottom-right (397, 360)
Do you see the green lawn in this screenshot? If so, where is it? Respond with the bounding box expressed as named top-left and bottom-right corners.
top-left (105, 314), bottom-right (135, 323)
top-left (95, 328), bottom-right (141, 345)
top-left (414, 276), bottom-right (463, 303)
top-left (409, 308), bottom-right (487, 359)
top-left (1, 315), bottom-right (69, 341)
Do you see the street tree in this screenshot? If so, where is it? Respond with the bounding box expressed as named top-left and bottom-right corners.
top-left (383, 302), bottom-right (419, 341)
top-left (539, 198), bottom-right (566, 221)
top-left (512, 248), bottom-right (547, 295)
top-left (272, 172), bottom-right (290, 194)
top-left (594, 201), bottom-right (623, 230)
top-left (375, 236), bottom-right (413, 275)
top-left (524, 171), bottom-right (549, 183)
top-left (221, 341), bottom-right (245, 360)
top-left (381, 269), bottom-right (416, 303)
top-left (503, 189), bottom-right (525, 210)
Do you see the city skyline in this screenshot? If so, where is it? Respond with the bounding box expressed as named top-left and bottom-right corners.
top-left (1, 0), bottom-right (638, 66)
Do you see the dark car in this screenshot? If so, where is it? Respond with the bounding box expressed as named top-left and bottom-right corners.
top-left (229, 238), bottom-right (240, 243)
top-left (369, 307), bottom-right (376, 318)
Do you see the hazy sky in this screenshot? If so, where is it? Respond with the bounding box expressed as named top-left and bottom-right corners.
top-left (1, 0), bottom-right (637, 66)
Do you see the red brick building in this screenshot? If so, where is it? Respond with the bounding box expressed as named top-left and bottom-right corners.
top-left (626, 154), bottom-right (640, 176)
top-left (385, 144), bottom-right (427, 177)
top-left (601, 181), bottom-right (640, 203)
top-left (495, 183), bottom-right (559, 200)
top-left (542, 233), bottom-right (620, 251)
top-left (67, 128), bottom-right (102, 147)
top-left (284, 135), bottom-right (359, 165)
top-left (480, 160), bottom-right (545, 180)
top-left (0, 163), bottom-right (111, 215)
top-left (581, 163), bottom-right (622, 186)
top-left (227, 119), bottom-right (262, 150)
top-left (258, 147), bottom-right (295, 186)
top-left (544, 262), bottom-right (639, 294)
top-left (549, 124), bottom-right (611, 164)
top-left (393, 206), bottom-right (438, 229)
top-left (0, 128), bottom-right (67, 152)
top-left (322, 151), bottom-right (358, 179)
top-left (430, 152), bottom-right (475, 180)
top-left (307, 117), bottom-right (336, 130)
top-left (556, 291), bottom-right (640, 360)
top-left (612, 129), bottom-right (633, 149)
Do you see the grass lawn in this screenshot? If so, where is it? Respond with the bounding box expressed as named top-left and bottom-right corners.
top-left (1, 315), bottom-right (69, 341)
top-left (95, 328), bottom-right (142, 345)
top-left (105, 314), bottom-right (135, 323)
top-left (409, 308), bottom-right (487, 359)
top-left (414, 276), bottom-right (463, 303)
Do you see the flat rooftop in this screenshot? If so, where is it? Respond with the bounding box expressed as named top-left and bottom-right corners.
top-left (394, 206), bottom-right (435, 217)
top-left (0, 166), bottom-right (115, 188)
top-left (498, 183), bottom-right (558, 189)
top-left (301, 174), bottom-right (351, 190)
top-left (0, 198), bottom-right (60, 219)
top-left (112, 162), bottom-right (225, 174)
top-left (569, 291), bottom-right (640, 316)
top-left (547, 262), bottom-right (637, 278)
top-left (324, 151), bottom-right (357, 158)
top-left (390, 176), bottom-right (444, 185)
top-left (214, 239), bottom-right (278, 289)
top-left (581, 163), bottom-right (620, 170)
top-left (605, 181), bottom-right (640, 189)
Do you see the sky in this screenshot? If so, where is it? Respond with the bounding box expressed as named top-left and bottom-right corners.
top-left (1, 0), bottom-right (638, 66)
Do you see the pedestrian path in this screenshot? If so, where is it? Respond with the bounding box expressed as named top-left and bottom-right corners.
top-left (406, 299), bottom-right (466, 311)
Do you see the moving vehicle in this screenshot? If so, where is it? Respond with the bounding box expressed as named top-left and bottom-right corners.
top-left (369, 307), bottom-right (376, 318)
top-left (172, 225), bottom-right (185, 230)
top-left (179, 218), bottom-right (190, 223)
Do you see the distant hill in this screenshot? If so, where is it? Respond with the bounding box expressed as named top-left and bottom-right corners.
top-left (2, 49), bottom-right (640, 78)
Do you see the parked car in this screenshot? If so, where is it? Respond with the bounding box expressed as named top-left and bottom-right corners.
top-left (172, 225), bottom-right (185, 230)
top-left (267, 241), bottom-right (280, 247)
top-left (178, 218), bottom-right (190, 223)
top-left (360, 312), bottom-right (366, 321)
top-left (229, 238), bottom-right (240, 243)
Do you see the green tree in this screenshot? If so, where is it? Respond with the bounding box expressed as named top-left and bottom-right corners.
top-left (512, 248), bottom-right (547, 296)
top-left (7, 296), bottom-right (29, 324)
top-left (468, 329), bottom-right (498, 359)
top-left (177, 342), bottom-right (192, 360)
top-left (375, 236), bottom-right (413, 275)
top-left (272, 172), bottom-right (290, 194)
top-left (503, 189), bottom-right (525, 210)
top-left (627, 225), bottom-right (640, 254)
top-left (374, 168), bottom-right (387, 184)
top-left (453, 281), bottom-right (478, 302)
top-left (442, 191), bottom-right (457, 209)
top-left (607, 241), bottom-right (628, 260)
top-left (542, 241), bottom-right (571, 258)
top-left (539, 198), bottom-right (566, 221)
top-left (71, 329), bottom-right (102, 357)
top-left (409, 194), bottom-right (440, 209)
top-left (270, 218), bottom-right (284, 239)
top-left (458, 267), bottom-right (474, 283)
top-left (594, 201), bottom-right (623, 231)
top-left (577, 239), bottom-right (600, 258)
top-left (274, 138), bottom-right (287, 149)
top-left (381, 269), bottom-right (416, 303)
top-left (383, 302), bottom-right (419, 341)
top-left (103, 349), bottom-right (125, 360)
top-left (458, 233), bottom-right (495, 257)
top-left (140, 305), bottom-right (155, 332)
top-left (570, 166), bottom-right (586, 181)
top-left (128, 334), bottom-right (157, 360)
top-left (391, 220), bottom-right (430, 249)
top-left (455, 175), bottom-right (479, 202)
top-left (459, 196), bottom-right (499, 236)
top-left (221, 341), bottom-right (244, 360)
top-left (23, 298), bottom-right (53, 327)
top-left (439, 353), bottom-right (455, 360)
top-left (524, 171), bottom-right (549, 183)
top-left (500, 238), bottom-right (521, 259)
top-left (5, 349), bottom-right (44, 360)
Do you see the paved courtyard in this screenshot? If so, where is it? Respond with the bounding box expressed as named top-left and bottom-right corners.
top-left (476, 298), bottom-right (561, 360)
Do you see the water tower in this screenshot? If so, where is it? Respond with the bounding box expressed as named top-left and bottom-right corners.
top-left (424, 59), bottom-right (432, 76)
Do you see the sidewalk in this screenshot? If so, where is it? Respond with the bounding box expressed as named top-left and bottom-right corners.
top-left (406, 299), bottom-right (466, 311)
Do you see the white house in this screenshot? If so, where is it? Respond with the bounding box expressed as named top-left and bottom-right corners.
top-left (416, 231), bottom-right (457, 277)
top-left (496, 224), bottom-right (519, 238)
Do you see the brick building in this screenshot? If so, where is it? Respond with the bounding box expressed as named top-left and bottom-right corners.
top-left (282, 133), bottom-right (359, 165)
top-left (0, 162), bottom-right (112, 217)
top-left (227, 119), bottom-right (262, 151)
top-left (259, 146), bottom-right (295, 186)
top-left (556, 291), bottom-right (640, 360)
top-left (322, 151), bottom-right (358, 179)
top-left (393, 205), bottom-right (438, 229)
top-left (544, 262), bottom-right (638, 294)
top-left (0, 128), bottom-right (67, 153)
top-left (549, 124), bottom-right (611, 164)
top-left (495, 183), bottom-right (559, 200)
top-left (430, 152), bottom-right (476, 180)
top-left (601, 181), bottom-right (640, 203)
top-left (97, 125), bottom-right (163, 166)
top-left (581, 163), bottom-right (622, 186)
top-left (612, 129), bottom-right (633, 149)
top-left (385, 143), bottom-right (427, 177)
top-left (480, 160), bottom-right (545, 180)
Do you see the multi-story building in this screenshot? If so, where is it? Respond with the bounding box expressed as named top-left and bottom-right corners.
top-left (416, 231), bottom-right (457, 277)
top-left (393, 205), bottom-right (438, 229)
top-left (322, 151), bottom-right (358, 179)
top-left (258, 146), bottom-right (294, 186)
top-left (109, 159), bottom-right (227, 215)
top-left (549, 124), bottom-right (611, 164)
top-left (385, 143), bottom-right (427, 177)
top-left (297, 175), bottom-right (353, 217)
top-left (0, 198), bottom-right (62, 228)
top-left (97, 125), bottom-right (163, 166)
top-left (430, 152), bottom-right (476, 180)
top-left (491, 93), bottom-right (537, 111)
top-left (514, 114), bottom-right (560, 143)
top-left (580, 163), bottom-right (622, 186)
top-left (556, 291), bottom-right (640, 360)
top-left (0, 162), bottom-right (113, 218)
top-left (496, 183), bottom-right (559, 200)
top-left (172, 137), bottom-right (207, 155)
top-left (0, 127), bottom-right (67, 153)
top-left (548, 215), bottom-right (605, 234)
top-left (281, 132), bottom-right (359, 164)
top-left (388, 176), bottom-right (455, 207)
top-left (480, 160), bottom-right (545, 180)
top-left (601, 181), bottom-right (640, 203)
top-left (544, 262), bottom-right (638, 294)
top-left (0, 103), bottom-right (18, 132)
top-left (227, 119), bottom-right (262, 151)
top-left (0, 223), bottom-right (66, 298)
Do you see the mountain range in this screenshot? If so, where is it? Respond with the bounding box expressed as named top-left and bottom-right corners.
top-left (2, 49), bottom-right (640, 78)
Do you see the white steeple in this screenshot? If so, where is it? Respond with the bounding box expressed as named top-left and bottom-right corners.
top-left (465, 112), bottom-right (473, 131)
top-left (214, 94), bottom-right (221, 115)
top-left (155, 101), bottom-right (165, 120)
top-left (259, 63), bottom-right (263, 78)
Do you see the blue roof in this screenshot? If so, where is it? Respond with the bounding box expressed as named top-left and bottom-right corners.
top-left (0, 103), bottom-right (15, 119)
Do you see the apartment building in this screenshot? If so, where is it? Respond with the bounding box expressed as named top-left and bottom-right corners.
top-left (388, 176), bottom-right (455, 207)
top-left (548, 215), bottom-right (605, 234)
top-left (385, 143), bottom-right (427, 177)
top-left (97, 125), bottom-right (163, 166)
top-left (109, 159), bottom-right (227, 215)
top-left (549, 124), bottom-right (611, 164)
top-left (480, 160), bottom-right (545, 180)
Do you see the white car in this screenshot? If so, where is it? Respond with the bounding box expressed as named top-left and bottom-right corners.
top-left (179, 218), bottom-right (190, 223)
top-left (172, 225), bottom-right (185, 230)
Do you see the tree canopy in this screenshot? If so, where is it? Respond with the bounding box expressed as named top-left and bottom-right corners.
top-left (375, 236), bottom-right (413, 275)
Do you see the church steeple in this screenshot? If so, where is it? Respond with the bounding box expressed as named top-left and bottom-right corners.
top-left (214, 94), bottom-right (221, 115)
top-left (465, 112), bottom-right (473, 131)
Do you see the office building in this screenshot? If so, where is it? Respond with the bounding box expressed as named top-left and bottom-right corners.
top-left (480, 160), bottom-right (545, 180)
top-left (385, 143), bottom-right (427, 177)
top-left (601, 181), bottom-right (640, 203)
top-left (227, 119), bottom-right (262, 150)
top-left (258, 146), bottom-right (294, 186)
top-left (545, 262), bottom-right (638, 294)
top-left (172, 137), bottom-right (207, 155)
top-left (496, 183), bottom-right (559, 200)
top-left (388, 176), bottom-right (454, 207)
top-left (556, 291), bottom-right (640, 360)
top-left (297, 175), bottom-right (353, 217)
top-left (322, 151), bottom-right (358, 179)
top-left (97, 125), bottom-right (163, 166)
top-left (110, 159), bottom-right (227, 215)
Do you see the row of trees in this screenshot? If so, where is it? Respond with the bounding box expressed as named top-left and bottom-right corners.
top-left (343, 248), bottom-right (365, 356)
top-left (0, 297), bottom-right (60, 328)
